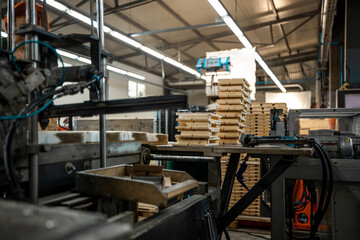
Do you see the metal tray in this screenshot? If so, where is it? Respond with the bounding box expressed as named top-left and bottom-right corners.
top-left (76, 165), bottom-right (198, 207)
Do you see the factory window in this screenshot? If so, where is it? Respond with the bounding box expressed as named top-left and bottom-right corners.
top-left (128, 80), bottom-right (145, 98)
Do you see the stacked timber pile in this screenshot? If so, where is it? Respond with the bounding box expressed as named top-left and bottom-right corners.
top-left (246, 102), bottom-right (287, 136)
top-left (174, 112), bottom-right (221, 146)
top-left (216, 78), bottom-right (251, 145)
top-left (221, 154), bottom-right (261, 218)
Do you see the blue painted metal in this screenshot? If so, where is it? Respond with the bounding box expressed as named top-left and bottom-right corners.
top-left (196, 57), bottom-right (231, 74)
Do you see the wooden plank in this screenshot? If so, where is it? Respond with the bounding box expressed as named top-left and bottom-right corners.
top-left (216, 98), bottom-right (245, 105)
top-left (216, 104), bottom-right (245, 111)
top-left (221, 118), bottom-right (240, 125)
top-left (218, 92), bottom-right (244, 98)
top-left (176, 126), bottom-right (219, 132)
top-left (218, 78), bottom-right (249, 87)
top-left (218, 86), bottom-right (246, 92)
top-left (180, 131), bottom-right (218, 138)
top-left (219, 125), bottom-right (241, 132)
top-left (219, 138), bottom-right (240, 145)
top-left (163, 180), bottom-right (199, 199)
top-left (174, 137), bottom-right (219, 146)
top-left (216, 112), bottom-right (242, 118)
top-left (219, 132), bottom-right (241, 139)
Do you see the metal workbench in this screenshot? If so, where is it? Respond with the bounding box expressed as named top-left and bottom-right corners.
top-left (149, 144), bottom-right (314, 236)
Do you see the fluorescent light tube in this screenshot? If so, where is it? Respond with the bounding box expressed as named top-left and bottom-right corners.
top-left (222, 16), bottom-right (244, 37)
top-left (255, 53), bottom-right (286, 92)
top-left (164, 57), bottom-right (183, 68)
top-left (77, 57), bottom-right (92, 64)
top-left (57, 49), bottom-right (79, 59)
top-left (127, 72), bottom-right (146, 80)
top-left (46, 0), bottom-right (67, 12)
top-left (238, 35), bottom-right (253, 49)
top-left (208, 0), bottom-right (286, 92)
top-left (109, 31), bottom-right (142, 48)
top-left (140, 46), bottom-right (165, 60)
top-left (107, 66), bottom-right (127, 75)
top-left (44, 0), bottom-right (199, 78)
top-left (208, 0), bottom-right (228, 16)
top-left (181, 65), bottom-right (201, 77)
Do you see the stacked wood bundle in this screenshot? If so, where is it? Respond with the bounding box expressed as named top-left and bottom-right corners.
top-left (221, 154), bottom-right (261, 217)
top-left (246, 102), bottom-right (287, 136)
top-left (216, 78), bottom-right (251, 145)
top-left (174, 112), bottom-right (221, 146)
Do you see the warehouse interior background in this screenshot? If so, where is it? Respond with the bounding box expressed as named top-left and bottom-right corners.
top-left (0, 0), bottom-right (360, 239)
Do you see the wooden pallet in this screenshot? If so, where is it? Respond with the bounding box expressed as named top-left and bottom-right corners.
top-left (175, 112), bottom-right (221, 146)
top-left (177, 131), bottom-right (219, 138)
top-left (176, 124), bottom-right (219, 131)
top-left (173, 137), bottom-right (219, 146)
top-left (220, 118), bottom-right (240, 125)
top-left (216, 104), bottom-right (246, 111)
top-left (219, 125), bottom-right (242, 132)
top-left (218, 92), bottom-right (245, 98)
top-left (176, 112), bottom-right (221, 124)
top-left (221, 155), bottom-right (261, 217)
top-left (216, 98), bottom-right (245, 105)
top-left (218, 78), bottom-right (250, 87)
top-left (219, 132), bottom-right (242, 139)
top-left (219, 138), bottom-right (240, 145)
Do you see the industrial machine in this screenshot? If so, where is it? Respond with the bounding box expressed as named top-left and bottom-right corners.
top-left (1, 1), bottom-right (359, 240)
top-left (196, 57), bottom-right (230, 75)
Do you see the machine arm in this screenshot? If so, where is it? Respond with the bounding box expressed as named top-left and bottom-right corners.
top-left (43, 95), bottom-right (188, 118)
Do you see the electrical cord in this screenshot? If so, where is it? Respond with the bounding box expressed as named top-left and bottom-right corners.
top-left (10, 40), bottom-right (66, 87)
top-left (309, 142), bottom-right (333, 239)
top-left (3, 75), bottom-right (101, 200)
top-left (285, 140), bottom-right (332, 240)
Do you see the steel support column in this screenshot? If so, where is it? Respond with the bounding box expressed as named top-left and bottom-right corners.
top-left (97, 0), bottom-right (108, 168)
top-left (26, 0), bottom-right (40, 203)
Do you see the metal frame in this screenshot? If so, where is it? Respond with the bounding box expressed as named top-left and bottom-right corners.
top-left (43, 95), bottom-right (187, 118)
top-left (271, 157), bottom-right (360, 240)
top-left (43, 0), bottom-right (320, 79)
top-left (288, 108), bottom-right (360, 136)
top-left (218, 154), bottom-right (296, 232)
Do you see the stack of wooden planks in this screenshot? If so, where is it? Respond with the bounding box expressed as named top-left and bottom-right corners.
top-left (246, 102), bottom-right (287, 136)
top-left (216, 78), bottom-right (251, 145)
top-left (221, 154), bottom-right (261, 218)
top-left (174, 112), bottom-right (221, 146)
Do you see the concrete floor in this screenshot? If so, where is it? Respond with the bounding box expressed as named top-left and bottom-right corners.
top-left (225, 228), bottom-right (271, 240)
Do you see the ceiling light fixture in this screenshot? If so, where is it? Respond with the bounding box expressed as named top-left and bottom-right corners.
top-left (208, 0), bottom-right (286, 92)
top-left (57, 49), bottom-right (146, 80)
top-left (42, 0), bottom-right (202, 79)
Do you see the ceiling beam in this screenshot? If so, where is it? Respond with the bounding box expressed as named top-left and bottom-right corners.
top-left (257, 15), bottom-right (317, 50)
top-left (49, 0), bottom-right (88, 28)
top-left (104, 3), bottom-right (195, 61)
top-left (130, 22), bottom-right (225, 37)
top-left (267, 0), bottom-right (291, 54)
top-left (264, 50), bottom-right (318, 67)
top-left (156, 0), bottom-right (220, 51)
top-left (114, 10), bottom-right (319, 59)
top-left (161, 10), bottom-right (319, 51)
top-left (104, 0), bottom-right (155, 16)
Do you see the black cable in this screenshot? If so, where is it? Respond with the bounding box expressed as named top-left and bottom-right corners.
top-left (3, 89), bottom-right (62, 200)
top-left (3, 76), bottom-right (102, 200)
top-left (310, 142), bottom-right (333, 239)
top-left (223, 229), bottom-right (231, 240)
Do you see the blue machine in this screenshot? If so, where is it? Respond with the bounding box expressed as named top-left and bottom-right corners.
top-left (196, 57), bottom-right (230, 74)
